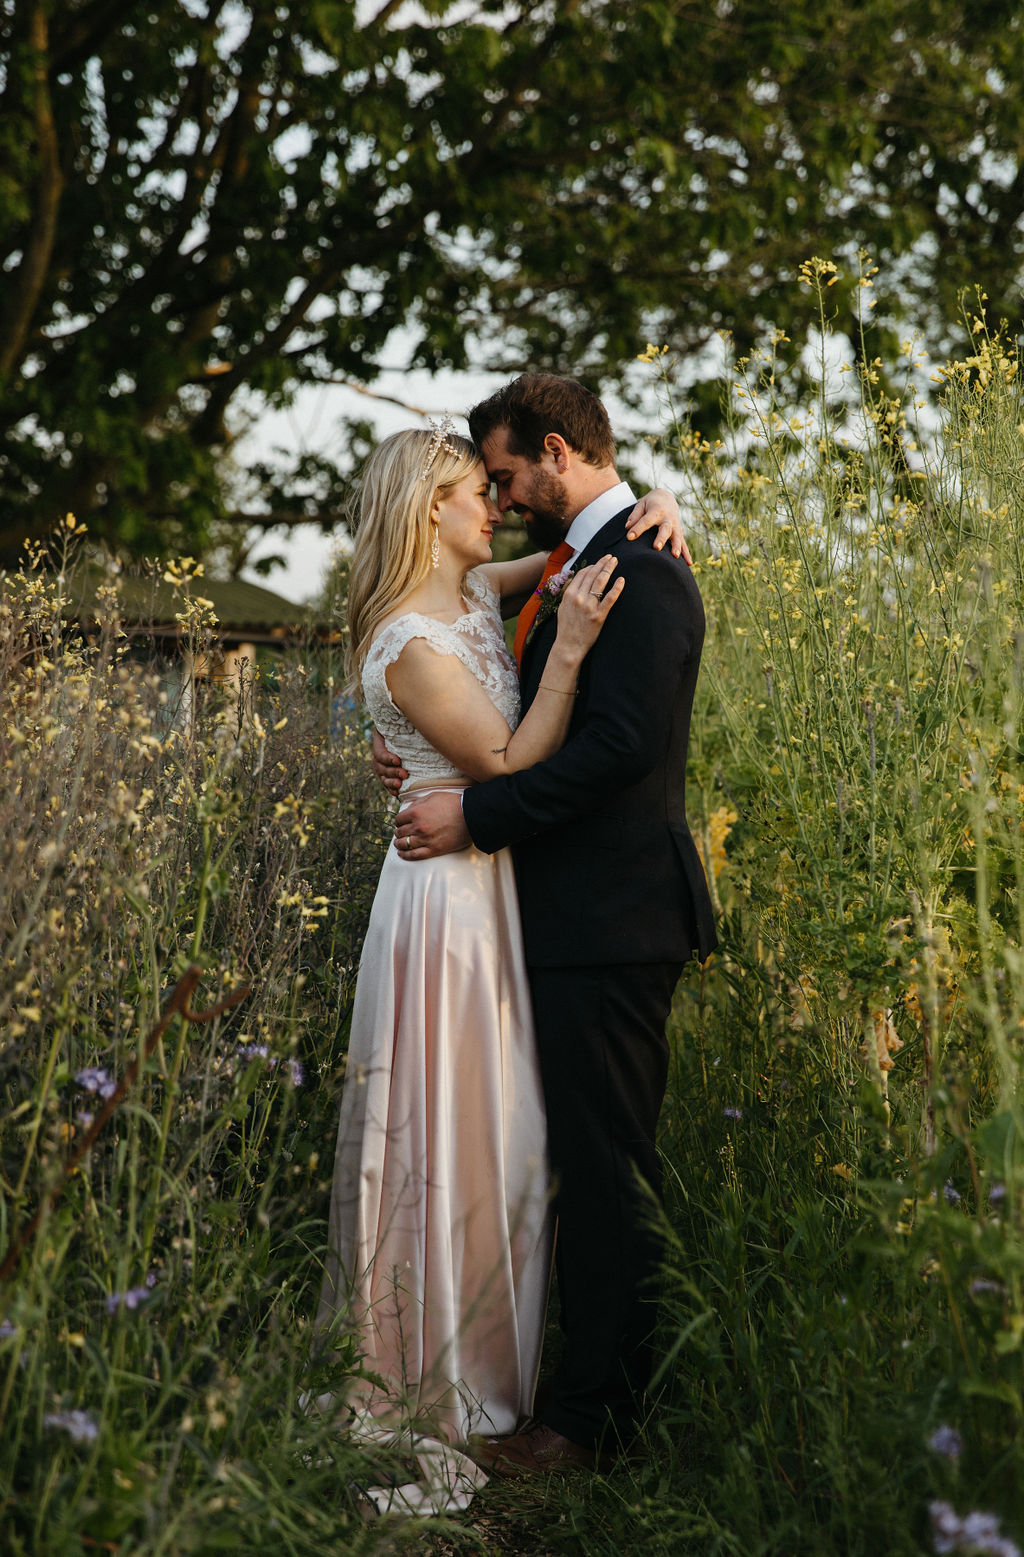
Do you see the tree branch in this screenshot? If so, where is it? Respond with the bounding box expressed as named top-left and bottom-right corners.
top-left (280, 376), bottom-right (435, 418)
top-left (0, 6), bottom-right (63, 386)
top-left (51, 0), bottom-right (146, 72)
top-left (366, 0), bottom-right (406, 28)
top-left (183, 363), bottom-right (436, 420)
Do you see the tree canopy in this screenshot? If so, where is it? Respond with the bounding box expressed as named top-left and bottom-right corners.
top-left (1, 0), bottom-right (1022, 563)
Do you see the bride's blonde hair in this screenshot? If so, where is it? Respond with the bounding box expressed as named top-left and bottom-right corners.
top-left (346, 427), bottom-right (479, 690)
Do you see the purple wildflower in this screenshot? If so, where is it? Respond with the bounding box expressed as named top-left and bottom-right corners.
top-left (238, 1042), bottom-right (270, 1063)
top-left (75, 1067), bottom-right (116, 1100)
top-left (928, 1425), bottom-right (963, 1461)
top-left (106, 1282), bottom-right (155, 1315)
top-left (43, 1409), bottom-right (99, 1444)
top-left (959, 1511), bottom-right (1020, 1557)
top-left (931, 1502), bottom-right (961, 1555)
top-left (989, 1183), bottom-right (1007, 1206)
top-left (723, 1106), bottom-right (744, 1120)
top-left (929, 1500), bottom-right (1021, 1557)
top-left (0, 1320), bottom-right (16, 1339)
top-left (943, 1182), bottom-right (962, 1206)
top-left (238, 1043), bottom-right (304, 1086)
top-left (76, 1111), bottom-right (94, 1129)
top-left (969, 1278), bottom-right (1004, 1298)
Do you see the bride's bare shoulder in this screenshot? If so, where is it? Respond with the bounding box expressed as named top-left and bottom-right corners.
top-left (368, 607), bottom-right (415, 646)
top-left (369, 591), bottom-right (471, 651)
top-left (367, 595), bottom-right (431, 650)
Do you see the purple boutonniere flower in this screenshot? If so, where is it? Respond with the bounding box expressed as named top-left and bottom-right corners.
top-left (543, 565), bottom-right (573, 596)
top-left (525, 555), bottom-right (585, 650)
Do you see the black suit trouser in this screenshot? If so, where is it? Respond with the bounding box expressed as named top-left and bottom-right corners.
top-left (527, 960), bottom-right (682, 1449)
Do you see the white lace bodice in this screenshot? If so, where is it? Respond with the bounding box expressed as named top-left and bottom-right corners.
top-left (361, 570), bottom-right (520, 794)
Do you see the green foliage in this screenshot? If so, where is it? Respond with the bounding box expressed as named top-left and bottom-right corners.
top-left (427, 276), bottom-right (1024, 1554)
top-left (554, 268), bottom-right (1024, 1557)
top-left (2, 3), bottom-right (1024, 561)
top-left (7, 283), bottom-right (1024, 1552)
top-left (0, 542), bottom-right (403, 1552)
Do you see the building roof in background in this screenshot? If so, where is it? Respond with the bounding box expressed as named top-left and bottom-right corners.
top-left (56, 563), bottom-right (339, 647)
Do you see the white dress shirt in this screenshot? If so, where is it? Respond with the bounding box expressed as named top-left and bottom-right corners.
top-left (563, 482), bottom-right (637, 564)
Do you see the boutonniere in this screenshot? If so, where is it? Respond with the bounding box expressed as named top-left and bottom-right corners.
top-left (525, 554), bottom-right (586, 650)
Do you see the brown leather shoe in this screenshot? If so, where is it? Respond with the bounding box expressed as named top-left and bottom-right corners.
top-left (470, 1420), bottom-right (610, 1478)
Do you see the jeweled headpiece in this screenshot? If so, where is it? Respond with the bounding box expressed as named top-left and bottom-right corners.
top-left (419, 413), bottom-right (463, 481)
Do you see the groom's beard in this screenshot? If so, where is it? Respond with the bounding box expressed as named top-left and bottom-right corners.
top-left (517, 468), bottom-right (572, 551)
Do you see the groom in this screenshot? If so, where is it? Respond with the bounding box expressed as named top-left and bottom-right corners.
top-left (393, 374), bottom-right (717, 1473)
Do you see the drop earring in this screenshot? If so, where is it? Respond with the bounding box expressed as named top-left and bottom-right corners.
top-left (430, 523), bottom-right (440, 569)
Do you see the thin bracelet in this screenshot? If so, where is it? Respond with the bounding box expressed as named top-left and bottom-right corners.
top-left (538, 683), bottom-right (578, 696)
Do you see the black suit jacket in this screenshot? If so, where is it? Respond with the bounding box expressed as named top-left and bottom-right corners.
top-left (463, 509), bottom-right (718, 968)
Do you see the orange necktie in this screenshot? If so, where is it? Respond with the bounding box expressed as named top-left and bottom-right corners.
top-left (513, 541), bottom-right (574, 670)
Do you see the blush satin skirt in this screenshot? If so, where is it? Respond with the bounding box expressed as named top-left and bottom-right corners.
top-left (315, 808), bottom-right (551, 1512)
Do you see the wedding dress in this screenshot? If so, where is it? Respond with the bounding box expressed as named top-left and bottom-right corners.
top-left (314, 570), bottom-right (551, 1514)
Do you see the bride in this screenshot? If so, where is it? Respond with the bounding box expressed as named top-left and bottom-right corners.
top-left (314, 420), bottom-right (680, 1513)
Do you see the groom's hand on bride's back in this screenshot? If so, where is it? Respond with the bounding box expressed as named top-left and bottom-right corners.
top-left (372, 729), bottom-right (407, 796)
top-left (370, 734), bottom-right (471, 856)
top-left (394, 792), bottom-right (471, 859)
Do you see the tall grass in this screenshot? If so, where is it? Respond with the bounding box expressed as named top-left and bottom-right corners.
top-left (4, 269), bottom-right (1024, 1556)
top-left (0, 540), bottom-right (405, 1554)
top-left (533, 267), bottom-right (1024, 1555)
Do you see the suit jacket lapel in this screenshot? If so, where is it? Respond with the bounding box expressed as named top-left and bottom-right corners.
top-left (571, 507), bottom-right (633, 569)
top-left (520, 507), bottom-right (634, 680)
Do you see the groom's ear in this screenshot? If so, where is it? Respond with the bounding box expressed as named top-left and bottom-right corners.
top-left (542, 433), bottom-right (570, 473)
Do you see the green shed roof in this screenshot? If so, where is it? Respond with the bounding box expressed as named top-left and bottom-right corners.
top-left (60, 564), bottom-right (338, 646)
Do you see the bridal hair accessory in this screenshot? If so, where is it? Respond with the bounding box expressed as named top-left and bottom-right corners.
top-left (430, 521), bottom-right (441, 569)
top-left (419, 413), bottom-right (462, 481)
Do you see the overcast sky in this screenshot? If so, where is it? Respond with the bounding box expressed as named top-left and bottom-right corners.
top-left (234, 349), bottom-right (696, 605)
top-left (235, 360), bottom-right (505, 603)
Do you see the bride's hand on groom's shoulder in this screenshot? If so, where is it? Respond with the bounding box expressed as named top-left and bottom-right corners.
top-left (394, 792), bottom-right (470, 860)
top-left (555, 555), bottom-right (625, 657)
top-left (372, 728), bottom-right (407, 796)
top-left (626, 488), bottom-right (691, 565)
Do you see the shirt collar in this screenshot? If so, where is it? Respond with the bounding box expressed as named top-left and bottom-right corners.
top-left (563, 481), bottom-right (637, 561)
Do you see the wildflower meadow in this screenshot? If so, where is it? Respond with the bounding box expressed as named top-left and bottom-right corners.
top-left (2, 262), bottom-right (1024, 1555)
top-left (0, 555), bottom-right (397, 1554)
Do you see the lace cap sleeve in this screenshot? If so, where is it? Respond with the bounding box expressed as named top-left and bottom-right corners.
top-left (361, 615), bottom-right (457, 723)
top-left (358, 599), bottom-right (520, 792)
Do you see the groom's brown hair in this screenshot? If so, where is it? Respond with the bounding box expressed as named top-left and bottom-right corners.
top-left (468, 374), bottom-right (616, 469)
